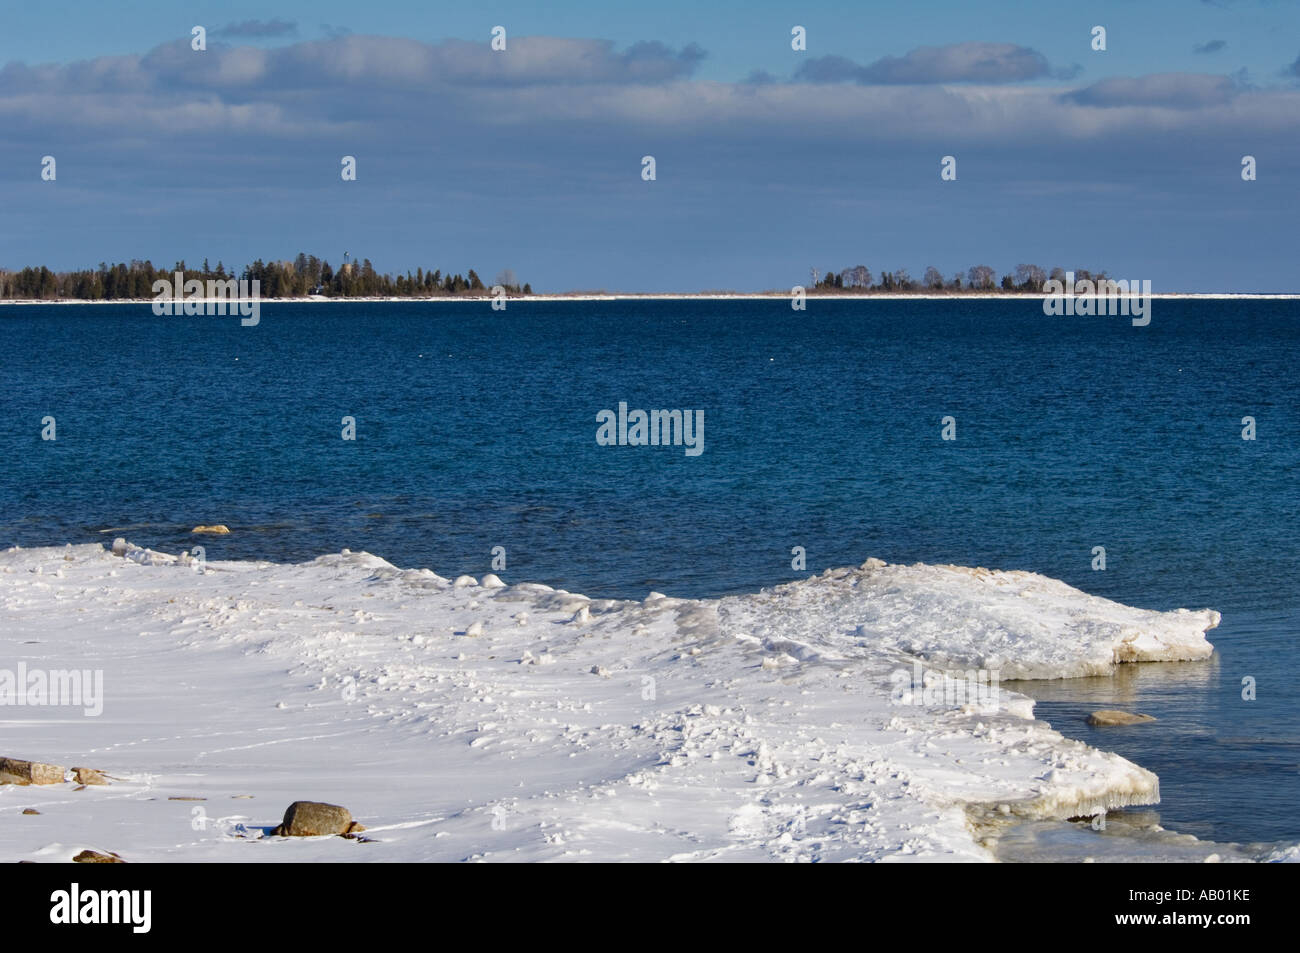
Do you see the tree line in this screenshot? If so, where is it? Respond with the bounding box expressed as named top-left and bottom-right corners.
top-left (0, 254), bottom-right (532, 300)
top-left (810, 263), bottom-right (1112, 292)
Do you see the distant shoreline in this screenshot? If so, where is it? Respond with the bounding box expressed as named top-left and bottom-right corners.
top-left (2, 292), bottom-right (1298, 306)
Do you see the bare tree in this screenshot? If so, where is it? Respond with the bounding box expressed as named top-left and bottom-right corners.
top-left (923, 266), bottom-right (943, 289)
top-left (967, 264), bottom-right (996, 290)
top-left (1014, 263), bottom-right (1046, 291)
top-left (842, 264), bottom-right (872, 288)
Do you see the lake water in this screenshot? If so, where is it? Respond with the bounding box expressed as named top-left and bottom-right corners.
top-left (2, 298), bottom-right (1297, 847)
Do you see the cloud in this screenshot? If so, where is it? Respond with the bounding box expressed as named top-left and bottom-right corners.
top-left (0, 34), bottom-right (707, 100)
top-left (1288, 53), bottom-right (1300, 77)
top-left (794, 42), bottom-right (1059, 85)
top-left (1061, 73), bottom-right (1241, 109)
top-left (0, 35), bottom-right (1292, 161)
top-left (212, 19), bottom-right (298, 39)
top-left (1194, 40), bottom-right (1227, 54)
top-left (619, 40), bottom-right (706, 80)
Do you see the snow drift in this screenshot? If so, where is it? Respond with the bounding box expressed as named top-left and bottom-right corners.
top-left (0, 543), bottom-right (1223, 862)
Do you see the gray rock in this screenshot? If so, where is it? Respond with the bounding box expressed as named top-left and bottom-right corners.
top-left (271, 801), bottom-right (366, 837)
top-left (1087, 709), bottom-right (1157, 726)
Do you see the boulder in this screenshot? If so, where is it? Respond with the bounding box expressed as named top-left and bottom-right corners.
top-left (0, 757), bottom-right (66, 785)
top-left (73, 850), bottom-right (124, 863)
top-left (73, 767), bottom-right (108, 785)
top-left (1087, 709), bottom-right (1157, 726)
top-left (191, 524), bottom-right (230, 535)
top-left (271, 801), bottom-right (366, 837)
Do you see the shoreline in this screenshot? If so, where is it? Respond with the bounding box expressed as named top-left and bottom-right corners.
top-left (3, 538), bottom-right (1265, 863)
top-left (2, 292), bottom-right (1299, 306)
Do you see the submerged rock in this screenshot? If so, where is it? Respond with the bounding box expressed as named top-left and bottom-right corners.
top-left (272, 800), bottom-right (366, 837)
top-left (1087, 709), bottom-right (1157, 726)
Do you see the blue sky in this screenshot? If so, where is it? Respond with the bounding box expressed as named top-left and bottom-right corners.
top-left (1, 0), bottom-right (1298, 290)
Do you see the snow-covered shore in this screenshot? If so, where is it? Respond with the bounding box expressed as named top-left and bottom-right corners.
top-left (0, 542), bottom-right (1238, 862)
top-left (1, 292), bottom-right (1298, 306)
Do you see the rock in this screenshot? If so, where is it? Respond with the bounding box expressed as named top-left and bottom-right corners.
top-left (73, 850), bottom-right (124, 863)
top-left (21, 808), bottom-right (40, 815)
top-left (72, 767), bottom-right (108, 786)
top-left (271, 801), bottom-right (365, 837)
top-left (0, 757), bottom-right (66, 785)
top-left (1087, 709), bottom-right (1157, 726)
top-left (191, 524), bottom-right (230, 534)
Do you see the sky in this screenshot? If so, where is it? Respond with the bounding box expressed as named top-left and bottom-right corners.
top-left (1, 0), bottom-right (1297, 292)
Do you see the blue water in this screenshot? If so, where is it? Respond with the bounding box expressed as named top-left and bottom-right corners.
top-left (2, 299), bottom-right (1297, 846)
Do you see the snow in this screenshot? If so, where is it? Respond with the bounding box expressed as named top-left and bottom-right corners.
top-left (0, 541), bottom-right (1239, 862)
top-left (4, 293), bottom-right (1299, 306)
